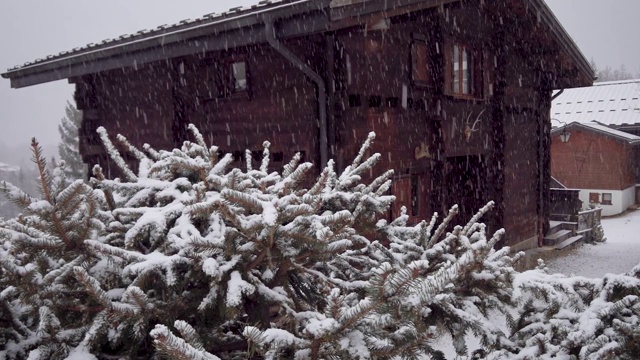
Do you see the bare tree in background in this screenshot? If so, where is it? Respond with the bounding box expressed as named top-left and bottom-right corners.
top-left (591, 58), bottom-right (639, 82)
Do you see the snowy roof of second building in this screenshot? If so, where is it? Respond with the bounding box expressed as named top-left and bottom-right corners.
top-left (552, 121), bottom-right (640, 144)
top-left (551, 79), bottom-right (640, 127)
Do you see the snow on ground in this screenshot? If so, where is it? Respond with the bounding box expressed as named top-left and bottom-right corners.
top-left (546, 208), bottom-right (640, 277)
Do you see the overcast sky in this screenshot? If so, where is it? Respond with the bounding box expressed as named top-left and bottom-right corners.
top-left (1, 0), bottom-right (639, 156)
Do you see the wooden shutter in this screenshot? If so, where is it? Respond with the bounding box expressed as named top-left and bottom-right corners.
top-left (483, 50), bottom-right (494, 98)
top-left (473, 49), bottom-right (484, 98)
top-left (443, 41), bottom-right (453, 95)
top-left (412, 41), bottom-right (430, 86)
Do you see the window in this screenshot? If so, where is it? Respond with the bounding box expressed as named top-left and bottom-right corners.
top-left (602, 193), bottom-right (612, 205)
top-left (453, 44), bottom-right (472, 95)
top-left (445, 42), bottom-right (484, 98)
top-left (231, 61), bottom-right (248, 92)
top-left (200, 57), bottom-right (250, 99)
top-left (411, 38), bottom-right (430, 86)
top-left (589, 192), bottom-right (600, 204)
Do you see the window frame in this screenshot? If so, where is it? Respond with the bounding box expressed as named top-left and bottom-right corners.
top-left (589, 192), bottom-right (600, 204)
top-left (229, 60), bottom-right (249, 93)
top-left (445, 40), bottom-right (484, 99)
top-left (203, 56), bottom-right (251, 99)
top-left (410, 33), bottom-right (431, 88)
top-left (601, 193), bottom-right (613, 205)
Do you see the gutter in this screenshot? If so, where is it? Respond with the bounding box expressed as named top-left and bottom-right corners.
top-left (538, 89), bottom-right (564, 247)
top-left (263, 17), bottom-right (329, 169)
top-left (2, 0), bottom-right (331, 88)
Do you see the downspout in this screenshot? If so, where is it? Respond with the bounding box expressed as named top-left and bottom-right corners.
top-left (538, 88), bottom-right (564, 247)
top-left (551, 88), bottom-right (564, 101)
top-left (263, 17), bottom-right (329, 168)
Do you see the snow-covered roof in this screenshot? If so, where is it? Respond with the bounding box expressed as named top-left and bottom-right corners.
top-left (552, 121), bottom-right (640, 144)
top-left (551, 79), bottom-right (640, 127)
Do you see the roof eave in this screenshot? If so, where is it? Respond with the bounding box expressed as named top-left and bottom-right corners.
top-left (553, 123), bottom-right (640, 144)
top-left (3, 0), bottom-right (594, 89)
top-left (2, 0), bottom-right (331, 88)
top-left (527, 0), bottom-right (594, 87)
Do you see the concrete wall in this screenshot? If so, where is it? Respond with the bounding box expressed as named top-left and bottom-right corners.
top-left (579, 185), bottom-right (637, 216)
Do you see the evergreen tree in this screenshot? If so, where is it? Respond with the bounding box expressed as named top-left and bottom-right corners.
top-left (57, 102), bottom-right (86, 180)
top-left (1, 125), bottom-right (639, 359)
top-left (0, 139), bottom-right (112, 359)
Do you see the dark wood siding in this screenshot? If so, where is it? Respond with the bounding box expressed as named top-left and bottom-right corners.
top-left (552, 130), bottom-right (636, 191)
top-left (72, 0), bottom-right (566, 247)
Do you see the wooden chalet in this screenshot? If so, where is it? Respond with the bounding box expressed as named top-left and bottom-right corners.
top-left (1, 0), bottom-right (593, 249)
top-left (551, 122), bottom-right (640, 216)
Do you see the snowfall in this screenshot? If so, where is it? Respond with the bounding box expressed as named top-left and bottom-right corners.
top-left (546, 207), bottom-right (640, 277)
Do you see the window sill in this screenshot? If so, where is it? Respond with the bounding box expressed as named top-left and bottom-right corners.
top-left (601, 202), bottom-right (612, 206)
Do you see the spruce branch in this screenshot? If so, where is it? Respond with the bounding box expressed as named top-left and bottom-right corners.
top-left (260, 141), bottom-right (271, 173)
top-left (115, 134), bottom-right (148, 162)
top-left (96, 127), bottom-right (137, 182)
top-left (151, 324), bottom-right (221, 360)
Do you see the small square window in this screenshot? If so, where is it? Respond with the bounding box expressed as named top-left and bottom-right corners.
top-left (602, 193), bottom-right (612, 205)
top-left (200, 57), bottom-right (250, 98)
top-left (589, 192), bottom-right (600, 204)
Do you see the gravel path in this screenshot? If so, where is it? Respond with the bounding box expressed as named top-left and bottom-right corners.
top-left (546, 208), bottom-right (640, 277)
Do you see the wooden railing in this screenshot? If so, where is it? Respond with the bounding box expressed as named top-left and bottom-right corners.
top-left (577, 207), bottom-right (606, 243)
top-left (549, 188), bottom-right (582, 221)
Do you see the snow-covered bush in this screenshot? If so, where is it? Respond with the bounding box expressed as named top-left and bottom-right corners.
top-left (495, 261), bottom-right (640, 359)
top-left (1, 127), bottom-right (639, 360)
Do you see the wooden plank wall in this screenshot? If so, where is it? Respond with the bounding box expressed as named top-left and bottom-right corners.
top-left (73, 0), bottom-right (560, 246)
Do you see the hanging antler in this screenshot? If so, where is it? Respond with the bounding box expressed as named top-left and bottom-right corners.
top-left (464, 109), bottom-right (486, 141)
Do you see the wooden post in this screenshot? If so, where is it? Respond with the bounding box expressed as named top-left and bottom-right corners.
top-left (429, 12), bottom-right (446, 216)
top-left (538, 86), bottom-right (553, 241)
top-left (326, 34), bottom-right (337, 163)
top-left (171, 59), bottom-right (189, 147)
top-left (488, 14), bottom-right (507, 242)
